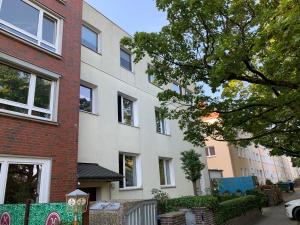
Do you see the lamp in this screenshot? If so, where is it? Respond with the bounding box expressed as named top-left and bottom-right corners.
top-left (66, 189), bottom-right (89, 225)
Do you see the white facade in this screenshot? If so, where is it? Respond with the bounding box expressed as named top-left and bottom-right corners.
top-left (78, 2), bottom-right (210, 201)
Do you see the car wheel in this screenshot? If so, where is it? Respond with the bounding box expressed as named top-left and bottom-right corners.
top-left (293, 207), bottom-right (300, 221)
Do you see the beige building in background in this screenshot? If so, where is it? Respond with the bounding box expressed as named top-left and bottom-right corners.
top-left (77, 1), bottom-right (210, 201)
top-left (204, 117), bottom-right (299, 184)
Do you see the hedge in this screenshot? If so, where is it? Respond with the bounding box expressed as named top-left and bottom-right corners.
top-left (166, 195), bottom-right (219, 212)
top-left (215, 195), bottom-right (258, 224)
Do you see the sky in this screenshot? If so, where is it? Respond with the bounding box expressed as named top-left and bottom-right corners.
top-left (85, 0), bottom-right (168, 35)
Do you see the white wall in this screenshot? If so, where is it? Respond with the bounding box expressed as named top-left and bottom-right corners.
top-left (78, 2), bottom-right (210, 200)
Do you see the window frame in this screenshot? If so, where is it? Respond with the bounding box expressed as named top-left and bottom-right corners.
top-left (205, 146), bottom-right (216, 157)
top-left (0, 0), bottom-right (63, 54)
top-left (118, 93), bottom-right (138, 127)
top-left (119, 153), bottom-right (141, 189)
top-left (81, 23), bottom-right (101, 53)
top-left (0, 156), bottom-right (51, 204)
top-left (0, 62), bottom-right (58, 121)
top-left (120, 47), bottom-right (132, 72)
top-left (79, 81), bottom-right (98, 115)
top-left (159, 158), bottom-right (174, 187)
top-left (155, 108), bottom-right (170, 135)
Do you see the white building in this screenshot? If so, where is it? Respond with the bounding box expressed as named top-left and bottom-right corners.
top-left (77, 2), bottom-right (210, 201)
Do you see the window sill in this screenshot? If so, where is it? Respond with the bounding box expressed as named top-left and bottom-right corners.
top-left (0, 111), bottom-right (58, 126)
top-left (120, 65), bottom-right (134, 74)
top-left (119, 187), bottom-right (143, 191)
top-left (80, 110), bottom-right (99, 116)
top-left (0, 29), bottom-right (62, 60)
top-left (156, 132), bottom-right (171, 137)
top-left (206, 155), bottom-right (216, 158)
top-left (82, 45), bottom-right (102, 56)
top-left (118, 122), bottom-right (139, 129)
top-left (161, 185), bottom-right (176, 189)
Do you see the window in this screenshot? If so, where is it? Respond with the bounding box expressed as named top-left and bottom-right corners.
top-left (0, 63), bottom-right (57, 121)
top-left (118, 94), bottom-right (137, 126)
top-left (119, 153), bottom-right (140, 188)
top-left (159, 158), bottom-right (173, 186)
top-left (80, 85), bottom-right (92, 113)
top-left (0, 157), bottom-right (51, 204)
top-left (172, 82), bottom-right (182, 94)
top-left (81, 25), bottom-right (99, 52)
top-left (120, 48), bottom-right (132, 71)
top-left (0, 0), bottom-right (61, 54)
top-left (205, 146), bottom-right (216, 157)
top-left (155, 108), bottom-right (169, 135)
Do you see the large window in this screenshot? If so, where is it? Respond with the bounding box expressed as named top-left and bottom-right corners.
top-left (0, 0), bottom-right (62, 54)
top-left (120, 48), bottom-right (132, 71)
top-left (118, 94), bottom-right (137, 126)
top-left (0, 157), bottom-right (51, 204)
top-left (119, 153), bottom-right (140, 189)
top-left (155, 108), bottom-right (169, 135)
top-left (205, 146), bottom-right (216, 157)
top-left (0, 63), bottom-right (57, 121)
top-left (81, 25), bottom-right (99, 52)
top-left (159, 158), bottom-right (173, 186)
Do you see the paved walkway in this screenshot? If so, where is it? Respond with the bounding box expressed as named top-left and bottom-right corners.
top-left (253, 190), bottom-right (300, 225)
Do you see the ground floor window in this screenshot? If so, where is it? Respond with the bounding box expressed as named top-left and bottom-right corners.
top-left (119, 153), bottom-right (141, 189)
top-left (0, 156), bottom-right (51, 204)
top-left (159, 158), bottom-right (174, 186)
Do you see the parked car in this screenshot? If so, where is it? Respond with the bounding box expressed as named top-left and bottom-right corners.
top-left (285, 199), bottom-right (300, 220)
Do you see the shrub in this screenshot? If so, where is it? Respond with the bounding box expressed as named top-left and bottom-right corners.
top-left (215, 195), bottom-right (258, 224)
top-left (246, 189), bottom-right (268, 207)
top-left (216, 194), bottom-right (239, 203)
top-left (266, 179), bottom-right (273, 185)
top-left (166, 195), bottom-right (219, 212)
top-left (151, 188), bottom-right (169, 214)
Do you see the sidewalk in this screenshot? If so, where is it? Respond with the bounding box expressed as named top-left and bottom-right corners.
top-left (252, 189), bottom-right (300, 225)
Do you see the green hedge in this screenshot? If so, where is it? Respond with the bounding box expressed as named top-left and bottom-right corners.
top-left (246, 189), bottom-right (268, 207)
top-left (166, 195), bottom-right (219, 212)
top-left (215, 195), bottom-right (258, 224)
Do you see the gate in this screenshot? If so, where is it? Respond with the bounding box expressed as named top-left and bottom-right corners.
top-left (124, 200), bottom-right (157, 225)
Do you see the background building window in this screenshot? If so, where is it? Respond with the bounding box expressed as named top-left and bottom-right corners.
top-left (159, 158), bottom-right (173, 186)
top-left (205, 146), bottom-right (216, 157)
top-left (0, 63), bottom-right (57, 120)
top-left (119, 154), bottom-right (138, 188)
top-left (120, 48), bottom-right (132, 71)
top-left (118, 94), bottom-right (137, 126)
top-left (0, 0), bottom-right (61, 53)
top-left (80, 85), bottom-right (92, 113)
top-left (81, 25), bottom-right (98, 52)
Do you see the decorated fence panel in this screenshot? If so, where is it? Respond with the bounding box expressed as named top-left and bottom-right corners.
top-left (0, 203), bottom-right (82, 225)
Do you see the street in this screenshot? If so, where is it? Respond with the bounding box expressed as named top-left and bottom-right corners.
top-left (252, 190), bottom-right (300, 225)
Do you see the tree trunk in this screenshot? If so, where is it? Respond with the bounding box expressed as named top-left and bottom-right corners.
top-left (192, 181), bottom-right (198, 196)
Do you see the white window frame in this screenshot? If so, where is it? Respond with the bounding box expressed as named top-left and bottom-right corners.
top-left (159, 158), bottom-right (175, 187)
top-left (120, 47), bottom-right (133, 72)
top-left (81, 23), bottom-right (101, 53)
top-left (79, 81), bottom-right (98, 115)
top-left (205, 146), bottom-right (216, 157)
top-left (118, 93), bottom-right (138, 127)
top-left (0, 156), bottom-right (51, 204)
top-left (155, 108), bottom-right (170, 135)
top-left (0, 63), bottom-right (58, 121)
top-left (0, 0), bottom-right (63, 54)
top-left (119, 153), bottom-right (141, 189)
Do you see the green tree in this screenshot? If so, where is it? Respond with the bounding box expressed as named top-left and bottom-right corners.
top-left (122, 0), bottom-right (300, 157)
top-left (180, 150), bottom-right (205, 195)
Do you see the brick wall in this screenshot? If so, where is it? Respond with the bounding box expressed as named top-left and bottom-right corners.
top-left (192, 208), bottom-right (216, 225)
top-left (160, 212), bottom-right (186, 225)
top-left (0, 0), bottom-right (83, 201)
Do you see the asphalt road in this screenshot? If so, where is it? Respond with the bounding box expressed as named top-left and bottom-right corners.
top-left (252, 190), bottom-right (300, 225)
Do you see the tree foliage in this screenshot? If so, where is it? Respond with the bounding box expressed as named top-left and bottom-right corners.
top-left (180, 149), bottom-right (205, 195)
top-left (122, 0), bottom-right (300, 157)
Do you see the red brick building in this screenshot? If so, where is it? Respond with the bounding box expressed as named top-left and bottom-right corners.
top-left (0, 0), bottom-right (82, 203)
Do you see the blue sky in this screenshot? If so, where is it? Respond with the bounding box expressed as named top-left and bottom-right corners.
top-left (85, 0), bottom-right (168, 35)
